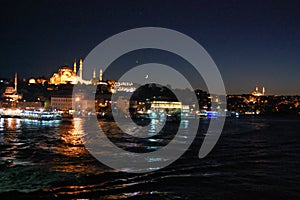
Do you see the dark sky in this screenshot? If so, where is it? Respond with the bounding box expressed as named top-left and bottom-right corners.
top-left (0, 0), bottom-right (299, 95)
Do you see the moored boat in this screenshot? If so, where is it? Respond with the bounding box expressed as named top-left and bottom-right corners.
top-left (20, 110), bottom-right (62, 120)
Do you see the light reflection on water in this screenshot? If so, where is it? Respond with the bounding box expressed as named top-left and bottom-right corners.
top-left (0, 118), bottom-right (21, 130)
top-left (53, 119), bottom-right (85, 157)
top-left (0, 117), bottom-right (299, 199)
top-left (0, 118), bottom-right (22, 164)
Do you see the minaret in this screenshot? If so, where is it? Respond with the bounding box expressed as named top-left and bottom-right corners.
top-left (255, 86), bottom-right (258, 92)
top-left (93, 68), bottom-right (96, 79)
top-left (73, 58), bottom-right (77, 73)
top-left (14, 72), bottom-right (17, 93)
top-left (79, 58), bottom-right (83, 79)
top-left (262, 86), bottom-right (265, 95)
top-left (99, 68), bottom-right (103, 82)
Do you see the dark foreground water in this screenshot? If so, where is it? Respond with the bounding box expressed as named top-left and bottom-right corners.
top-left (0, 116), bottom-right (299, 199)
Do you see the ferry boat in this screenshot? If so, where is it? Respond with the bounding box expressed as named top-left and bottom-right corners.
top-left (0, 108), bottom-right (22, 118)
top-left (20, 110), bottom-right (62, 120)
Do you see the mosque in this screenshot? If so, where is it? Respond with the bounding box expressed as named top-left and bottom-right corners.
top-left (3, 73), bottom-right (23, 101)
top-left (50, 58), bottom-right (83, 85)
top-left (49, 58), bottom-right (106, 85)
top-left (48, 58), bottom-right (138, 94)
top-left (252, 86), bottom-right (266, 96)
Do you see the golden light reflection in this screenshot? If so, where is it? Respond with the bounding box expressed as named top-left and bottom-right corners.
top-left (2, 118), bottom-right (21, 130)
top-left (0, 118), bottom-right (22, 162)
top-left (56, 119), bottom-right (85, 154)
top-left (51, 118), bottom-right (95, 173)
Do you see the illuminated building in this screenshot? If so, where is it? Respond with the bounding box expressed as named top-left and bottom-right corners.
top-left (99, 68), bottom-right (103, 82)
top-left (150, 101), bottom-right (182, 110)
top-left (51, 96), bottom-right (73, 111)
top-left (28, 78), bottom-right (36, 84)
top-left (79, 58), bottom-right (83, 80)
top-left (73, 58), bottom-right (77, 73)
top-left (18, 101), bottom-right (43, 110)
top-left (28, 77), bottom-right (47, 84)
top-left (3, 73), bottom-right (22, 101)
top-left (37, 77), bottom-right (47, 84)
top-left (90, 68), bottom-right (99, 85)
top-left (49, 65), bottom-right (78, 85)
top-left (49, 58), bottom-right (107, 85)
top-left (49, 58), bottom-right (85, 85)
top-left (51, 94), bottom-right (95, 114)
top-left (252, 86), bottom-right (266, 96)
top-left (113, 82), bottom-right (137, 93)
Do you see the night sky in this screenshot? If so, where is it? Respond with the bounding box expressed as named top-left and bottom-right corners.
top-left (0, 0), bottom-right (299, 95)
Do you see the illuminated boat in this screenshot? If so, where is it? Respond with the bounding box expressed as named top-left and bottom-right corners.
top-left (20, 110), bottom-right (62, 120)
top-left (0, 108), bottom-right (22, 118)
top-left (197, 110), bottom-right (219, 118)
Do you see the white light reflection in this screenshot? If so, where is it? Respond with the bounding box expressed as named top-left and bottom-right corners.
top-left (180, 120), bottom-right (189, 129)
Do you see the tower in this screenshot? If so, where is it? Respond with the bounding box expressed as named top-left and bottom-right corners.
top-left (14, 72), bottom-right (17, 93)
top-left (93, 68), bottom-right (96, 79)
top-left (262, 86), bottom-right (265, 95)
top-left (79, 58), bottom-right (83, 79)
top-left (255, 86), bottom-right (258, 92)
top-left (99, 68), bottom-right (103, 82)
top-left (73, 58), bottom-right (77, 73)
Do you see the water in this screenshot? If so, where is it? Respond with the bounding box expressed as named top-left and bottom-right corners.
top-left (0, 116), bottom-right (299, 199)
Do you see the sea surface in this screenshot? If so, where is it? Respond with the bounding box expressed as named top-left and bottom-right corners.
top-left (0, 116), bottom-right (299, 199)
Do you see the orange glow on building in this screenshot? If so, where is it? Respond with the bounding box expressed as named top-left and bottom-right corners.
top-left (252, 86), bottom-right (266, 96)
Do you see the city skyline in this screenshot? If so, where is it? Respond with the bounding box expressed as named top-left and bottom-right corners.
top-left (0, 0), bottom-right (299, 95)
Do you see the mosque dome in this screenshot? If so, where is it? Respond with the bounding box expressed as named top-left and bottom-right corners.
top-left (59, 65), bottom-right (73, 71)
top-left (50, 65), bottom-right (77, 85)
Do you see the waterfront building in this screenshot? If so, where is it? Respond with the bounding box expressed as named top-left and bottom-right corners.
top-left (49, 58), bottom-right (108, 86)
top-left (3, 73), bottom-right (22, 101)
top-left (113, 81), bottom-right (137, 93)
top-left (50, 95), bottom-right (73, 111)
top-left (18, 101), bottom-right (43, 110)
top-left (150, 101), bottom-right (182, 110)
